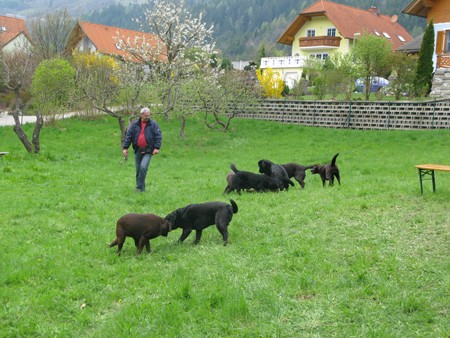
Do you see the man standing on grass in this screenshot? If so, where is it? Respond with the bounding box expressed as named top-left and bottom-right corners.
top-left (122, 107), bottom-right (162, 192)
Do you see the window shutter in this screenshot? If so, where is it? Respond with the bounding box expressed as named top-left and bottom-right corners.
top-left (436, 31), bottom-right (444, 54)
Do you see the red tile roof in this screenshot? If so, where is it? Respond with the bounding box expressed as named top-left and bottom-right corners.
top-left (68, 21), bottom-right (162, 61)
top-left (0, 15), bottom-right (31, 50)
top-left (278, 0), bottom-right (413, 51)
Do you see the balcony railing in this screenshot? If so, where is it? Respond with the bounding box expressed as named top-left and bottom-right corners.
top-left (260, 56), bottom-right (306, 69)
top-left (437, 54), bottom-right (450, 68)
top-left (299, 36), bottom-right (341, 49)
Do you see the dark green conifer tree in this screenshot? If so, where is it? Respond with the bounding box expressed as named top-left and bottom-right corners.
top-left (414, 20), bottom-right (434, 96)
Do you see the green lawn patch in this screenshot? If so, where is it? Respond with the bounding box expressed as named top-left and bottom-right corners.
top-left (0, 116), bottom-right (448, 336)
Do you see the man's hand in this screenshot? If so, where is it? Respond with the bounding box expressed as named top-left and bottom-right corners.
top-left (122, 149), bottom-right (128, 158)
top-left (152, 149), bottom-right (160, 155)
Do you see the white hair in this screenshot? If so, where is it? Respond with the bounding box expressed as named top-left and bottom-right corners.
top-left (140, 107), bottom-right (151, 114)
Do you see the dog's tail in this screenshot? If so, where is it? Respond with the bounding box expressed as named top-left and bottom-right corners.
top-left (331, 153), bottom-right (339, 166)
top-left (229, 199), bottom-right (238, 214)
top-left (230, 163), bottom-right (239, 173)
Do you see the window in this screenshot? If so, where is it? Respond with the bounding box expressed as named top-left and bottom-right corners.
top-left (307, 29), bottom-right (315, 37)
top-left (446, 31), bottom-right (450, 52)
top-left (374, 30), bottom-right (380, 36)
top-left (327, 28), bottom-right (336, 37)
top-left (310, 53), bottom-right (328, 60)
top-left (382, 32), bottom-right (391, 39)
top-left (397, 35), bottom-right (406, 42)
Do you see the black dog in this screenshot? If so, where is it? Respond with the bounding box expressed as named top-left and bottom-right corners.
top-left (257, 159), bottom-right (297, 189)
top-left (165, 199), bottom-right (238, 245)
top-left (258, 159), bottom-right (314, 189)
top-left (225, 164), bottom-right (291, 194)
top-left (109, 213), bottom-right (171, 255)
top-left (310, 153), bottom-right (341, 187)
top-left (280, 163), bottom-right (315, 188)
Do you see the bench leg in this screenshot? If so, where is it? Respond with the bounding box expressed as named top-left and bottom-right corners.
top-left (418, 169), bottom-right (424, 194)
top-left (431, 170), bottom-right (436, 192)
top-left (418, 169), bottom-right (436, 194)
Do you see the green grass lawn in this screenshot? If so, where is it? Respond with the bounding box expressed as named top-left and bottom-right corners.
top-left (1, 115), bottom-right (449, 337)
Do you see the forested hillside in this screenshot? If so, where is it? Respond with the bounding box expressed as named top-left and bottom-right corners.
top-left (84, 0), bottom-right (426, 60)
top-left (2, 0), bottom-right (426, 60)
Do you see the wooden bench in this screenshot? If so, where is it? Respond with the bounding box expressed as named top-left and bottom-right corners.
top-left (415, 164), bottom-right (450, 194)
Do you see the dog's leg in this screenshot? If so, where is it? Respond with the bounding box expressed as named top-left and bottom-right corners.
top-left (327, 173), bottom-right (335, 186)
top-left (109, 239), bottom-right (118, 248)
top-left (328, 176), bottom-right (334, 186)
top-left (295, 172), bottom-right (306, 188)
top-left (145, 240), bottom-right (151, 253)
top-left (336, 173), bottom-right (341, 185)
top-left (194, 230), bottom-right (203, 244)
top-left (178, 229), bottom-right (192, 243)
top-left (299, 179), bottom-right (305, 188)
top-left (216, 225), bottom-right (229, 246)
top-left (116, 238), bottom-right (125, 255)
top-left (137, 237), bottom-right (148, 255)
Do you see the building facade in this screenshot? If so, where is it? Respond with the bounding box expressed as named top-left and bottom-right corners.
top-left (261, 0), bottom-right (413, 88)
top-left (0, 15), bottom-right (32, 53)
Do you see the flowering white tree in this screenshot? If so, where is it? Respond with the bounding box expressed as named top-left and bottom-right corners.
top-left (115, 0), bottom-right (216, 130)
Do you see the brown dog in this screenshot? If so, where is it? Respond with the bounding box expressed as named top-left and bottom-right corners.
top-left (223, 171), bottom-right (236, 194)
top-left (109, 213), bottom-right (171, 255)
top-left (310, 153), bottom-right (341, 187)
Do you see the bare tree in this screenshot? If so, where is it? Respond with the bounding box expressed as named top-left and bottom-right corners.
top-left (190, 70), bottom-right (259, 131)
top-left (28, 9), bottom-right (75, 61)
top-left (1, 49), bottom-right (42, 153)
top-left (72, 52), bottom-right (149, 146)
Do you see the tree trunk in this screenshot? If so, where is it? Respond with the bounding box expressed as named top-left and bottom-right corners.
top-left (13, 121), bottom-right (33, 153)
top-left (365, 77), bottom-right (371, 100)
top-left (180, 116), bottom-right (186, 141)
top-left (11, 91), bottom-right (33, 153)
top-left (118, 116), bottom-right (126, 149)
top-left (32, 112), bottom-right (44, 153)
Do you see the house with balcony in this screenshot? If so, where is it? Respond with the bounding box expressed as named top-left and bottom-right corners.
top-left (403, 0), bottom-right (450, 97)
top-left (403, 0), bottom-right (450, 69)
top-left (0, 15), bottom-right (32, 53)
top-left (261, 0), bottom-right (413, 88)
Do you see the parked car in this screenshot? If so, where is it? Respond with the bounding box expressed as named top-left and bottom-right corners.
top-left (355, 77), bottom-right (389, 93)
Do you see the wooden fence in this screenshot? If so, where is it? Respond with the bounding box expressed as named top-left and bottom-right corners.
top-left (235, 98), bottom-right (450, 130)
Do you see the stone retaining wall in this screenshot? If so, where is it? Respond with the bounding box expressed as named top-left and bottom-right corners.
top-left (430, 69), bottom-right (450, 98)
top-left (235, 98), bottom-right (450, 130)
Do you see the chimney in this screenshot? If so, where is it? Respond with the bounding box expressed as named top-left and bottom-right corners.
top-left (368, 6), bottom-right (378, 15)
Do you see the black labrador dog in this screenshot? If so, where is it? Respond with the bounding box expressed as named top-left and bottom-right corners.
top-left (258, 160), bottom-right (295, 191)
top-left (225, 164), bottom-right (292, 194)
top-left (109, 213), bottom-right (171, 255)
top-left (165, 199), bottom-right (238, 245)
top-left (258, 159), bottom-right (314, 189)
top-left (310, 153), bottom-right (341, 187)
